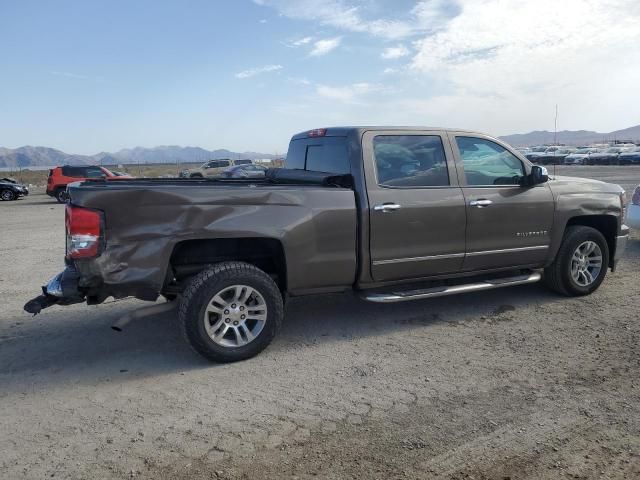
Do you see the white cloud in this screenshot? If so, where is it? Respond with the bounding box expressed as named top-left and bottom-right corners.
top-left (51, 71), bottom-right (89, 80)
top-left (309, 37), bottom-right (342, 56)
top-left (235, 64), bottom-right (283, 79)
top-left (259, 19), bottom-right (268, 23)
top-left (383, 67), bottom-right (398, 74)
top-left (381, 44), bottom-right (410, 60)
top-left (293, 36), bottom-right (313, 46)
top-left (407, 0), bottom-right (640, 132)
top-left (316, 82), bottom-right (382, 103)
top-left (254, 0), bottom-right (457, 39)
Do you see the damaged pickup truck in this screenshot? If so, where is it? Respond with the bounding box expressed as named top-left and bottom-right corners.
top-left (25, 127), bottom-right (630, 362)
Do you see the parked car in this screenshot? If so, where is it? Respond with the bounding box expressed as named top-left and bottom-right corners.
top-left (618, 147), bottom-right (640, 165)
top-left (24, 127), bottom-right (629, 363)
top-left (627, 185), bottom-right (640, 230)
top-left (220, 164), bottom-right (268, 178)
top-left (534, 147), bottom-right (576, 165)
top-left (0, 177), bottom-right (29, 201)
top-left (563, 147), bottom-right (600, 165)
top-left (46, 165), bottom-right (132, 203)
top-left (586, 146), bottom-right (631, 165)
top-left (524, 146), bottom-right (549, 162)
top-left (180, 159), bottom-right (254, 178)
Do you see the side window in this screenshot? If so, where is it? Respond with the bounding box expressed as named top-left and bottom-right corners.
top-left (219, 160), bottom-right (231, 168)
top-left (85, 167), bottom-right (105, 178)
top-left (456, 137), bottom-right (525, 186)
top-left (373, 135), bottom-right (449, 187)
top-left (61, 166), bottom-right (87, 177)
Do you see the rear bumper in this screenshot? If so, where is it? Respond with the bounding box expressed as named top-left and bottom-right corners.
top-left (23, 266), bottom-right (85, 314)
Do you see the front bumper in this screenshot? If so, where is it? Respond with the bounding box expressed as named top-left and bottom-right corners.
top-left (613, 225), bottom-right (630, 270)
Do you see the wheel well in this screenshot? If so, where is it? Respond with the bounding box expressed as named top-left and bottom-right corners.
top-left (168, 238), bottom-right (287, 291)
top-left (566, 215), bottom-right (617, 265)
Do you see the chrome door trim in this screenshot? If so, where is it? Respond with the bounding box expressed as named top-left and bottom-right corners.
top-left (372, 252), bottom-right (465, 266)
top-left (375, 245), bottom-right (548, 265)
top-left (466, 245), bottom-right (548, 257)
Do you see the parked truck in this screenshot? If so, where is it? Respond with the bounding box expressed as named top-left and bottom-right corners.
top-left (25, 127), bottom-right (630, 362)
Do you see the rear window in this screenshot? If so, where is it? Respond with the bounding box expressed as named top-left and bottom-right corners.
top-left (285, 137), bottom-right (350, 174)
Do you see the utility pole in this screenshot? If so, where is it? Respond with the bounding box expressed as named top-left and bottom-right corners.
top-left (554, 104), bottom-right (558, 146)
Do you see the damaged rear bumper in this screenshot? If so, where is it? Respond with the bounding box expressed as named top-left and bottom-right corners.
top-left (23, 266), bottom-right (86, 314)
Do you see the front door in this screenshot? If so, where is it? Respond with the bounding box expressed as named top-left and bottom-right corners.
top-left (450, 134), bottom-right (555, 271)
top-left (364, 131), bottom-right (467, 282)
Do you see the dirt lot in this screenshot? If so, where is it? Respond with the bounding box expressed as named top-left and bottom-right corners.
top-left (1, 166), bottom-right (639, 479)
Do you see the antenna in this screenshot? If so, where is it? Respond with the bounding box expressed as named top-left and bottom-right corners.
top-left (553, 104), bottom-right (558, 177)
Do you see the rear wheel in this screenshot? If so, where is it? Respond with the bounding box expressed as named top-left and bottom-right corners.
top-left (190, 173), bottom-right (203, 179)
top-left (178, 262), bottom-right (283, 362)
top-left (544, 226), bottom-right (609, 296)
top-left (1, 189), bottom-right (15, 201)
top-left (55, 188), bottom-right (68, 203)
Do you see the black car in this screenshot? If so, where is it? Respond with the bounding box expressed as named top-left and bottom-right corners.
top-left (618, 147), bottom-right (640, 165)
top-left (0, 177), bottom-right (29, 201)
top-left (586, 147), bottom-right (629, 165)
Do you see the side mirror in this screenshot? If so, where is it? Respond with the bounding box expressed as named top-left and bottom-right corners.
top-left (527, 165), bottom-right (549, 185)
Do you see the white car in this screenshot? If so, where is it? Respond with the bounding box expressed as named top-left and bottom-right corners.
top-left (627, 185), bottom-right (640, 230)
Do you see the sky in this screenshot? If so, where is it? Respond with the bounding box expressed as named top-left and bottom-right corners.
top-left (1, 0), bottom-right (639, 155)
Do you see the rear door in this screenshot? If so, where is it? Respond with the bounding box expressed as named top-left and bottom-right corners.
top-left (450, 133), bottom-right (555, 270)
top-left (363, 130), bottom-right (467, 282)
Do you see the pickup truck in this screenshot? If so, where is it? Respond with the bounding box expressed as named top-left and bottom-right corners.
top-left (25, 127), bottom-right (630, 362)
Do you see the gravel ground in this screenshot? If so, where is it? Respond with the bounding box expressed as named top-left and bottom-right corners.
top-left (1, 166), bottom-right (639, 479)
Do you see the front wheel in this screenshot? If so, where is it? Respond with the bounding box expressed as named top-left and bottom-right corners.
top-left (1, 189), bottom-right (16, 201)
top-left (544, 226), bottom-right (609, 296)
top-left (178, 262), bottom-right (283, 362)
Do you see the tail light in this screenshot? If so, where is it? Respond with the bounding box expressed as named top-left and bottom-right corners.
top-left (632, 186), bottom-right (640, 206)
top-left (307, 128), bottom-right (327, 137)
top-left (65, 205), bottom-right (104, 259)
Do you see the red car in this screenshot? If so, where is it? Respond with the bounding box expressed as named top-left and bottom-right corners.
top-left (47, 165), bottom-right (131, 203)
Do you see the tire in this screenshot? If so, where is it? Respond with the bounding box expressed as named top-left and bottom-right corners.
top-left (178, 261), bottom-right (283, 362)
top-left (1, 189), bottom-right (16, 201)
top-left (55, 188), bottom-right (68, 203)
top-left (544, 226), bottom-right (609, 296)
top-left (190, 173), bottom-right (203, 179)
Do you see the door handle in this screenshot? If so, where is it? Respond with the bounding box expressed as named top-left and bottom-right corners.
top-left (469, 199), bottom-right (493, 208)
top-left (374, 203), bottom-right (401, 212)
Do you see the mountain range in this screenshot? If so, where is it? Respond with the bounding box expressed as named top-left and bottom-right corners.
top-left (499, 124), bottom-right (640, 147)
top-left (2, 124), bottom-right (639, 168)
top-left (0, 145), bottom-right (279, 169)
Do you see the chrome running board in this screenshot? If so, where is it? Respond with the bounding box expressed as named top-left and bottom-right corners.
top-left (361, 271), bottom-right (542, 303)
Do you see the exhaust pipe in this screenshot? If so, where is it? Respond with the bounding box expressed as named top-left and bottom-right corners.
top-left (112, 301), bottom-right (177, 332)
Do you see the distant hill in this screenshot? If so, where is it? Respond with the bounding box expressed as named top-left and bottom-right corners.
top-left (0, 145), bottom-right (279, 169)
top-left (500, 124), bottom-right (640, 147)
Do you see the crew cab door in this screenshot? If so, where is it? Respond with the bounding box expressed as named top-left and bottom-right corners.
top-left (449, 133), bottom-right (555, 270)
top-left (363, 131), bottom-right (467, 282)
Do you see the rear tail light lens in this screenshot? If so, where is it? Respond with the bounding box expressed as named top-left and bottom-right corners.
top-left (632, 186), bottom-right (640, 206)
top-left (65, 205), bottom-right (104, 259)
top-left (307, 128), bottom-right (327, 137)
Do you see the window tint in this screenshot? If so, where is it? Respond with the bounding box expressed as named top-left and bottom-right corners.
top-left (285, 137), bottom-right (350, 174)
top-left (85, 167), bottom-right (105, 178)
top-left (61, 166), bottom-right (87, 177)
top-left (218, 160), bottom-right (231, 168)
top-left (234, 159), bottom-right (252, 165)
top-left (456, 137), bottom-right (525, 186)
top-left (373, 135), bottom-right (449, 187)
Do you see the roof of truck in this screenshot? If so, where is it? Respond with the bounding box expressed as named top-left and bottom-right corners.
top-left (290, 126), bottom-right (485, 140)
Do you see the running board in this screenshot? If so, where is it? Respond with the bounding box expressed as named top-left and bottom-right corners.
top-left (361, 271), bottom-right (542, 303)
